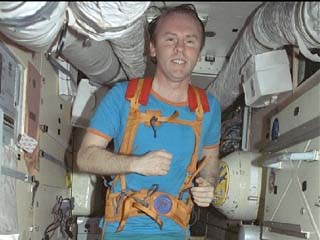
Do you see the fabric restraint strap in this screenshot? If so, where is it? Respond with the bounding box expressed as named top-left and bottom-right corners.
top-left (106, 78), bottom-right (210, 231)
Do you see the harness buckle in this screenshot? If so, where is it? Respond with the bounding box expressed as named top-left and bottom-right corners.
top-left (146, 184), bottom-right (158, 199)
top-left (132, 184), bottom-right (159, 207)
top-left (115, 191), bottom-right (128, 214)
top-left (132, 196), bottom-right (149, 207)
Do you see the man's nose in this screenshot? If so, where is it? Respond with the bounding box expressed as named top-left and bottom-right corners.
top-left (175, 40), bottom-right (185, 52)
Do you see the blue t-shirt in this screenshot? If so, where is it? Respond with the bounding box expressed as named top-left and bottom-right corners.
top-left (89, 81), bottom-right (221, 239)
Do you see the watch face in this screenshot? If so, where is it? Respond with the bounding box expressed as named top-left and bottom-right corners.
top-left (213, 161), bottom-right (229, 206)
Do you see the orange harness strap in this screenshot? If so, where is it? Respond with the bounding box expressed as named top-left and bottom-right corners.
top-left (105, 78), bottom-right (210, 232)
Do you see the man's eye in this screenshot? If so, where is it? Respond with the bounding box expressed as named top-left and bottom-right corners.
top-left (166, 38), bottom-right (174, 42)
top-left (186, 39), bottom-right (196, 45)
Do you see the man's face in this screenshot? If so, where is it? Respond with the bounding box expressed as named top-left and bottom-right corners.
top-left (150, 13), bottom-right (202, 83)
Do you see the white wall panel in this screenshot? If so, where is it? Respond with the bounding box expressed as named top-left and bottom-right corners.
top-left (1, 38), bottom-right (73, 240)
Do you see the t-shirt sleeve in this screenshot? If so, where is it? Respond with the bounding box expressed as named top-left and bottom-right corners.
top-left (88, 82), bottom-right (127, 139)
top-left (203, 93), bottom-right (221, 147)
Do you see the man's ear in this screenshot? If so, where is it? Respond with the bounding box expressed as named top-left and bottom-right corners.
top-left (150, 41), bottom-right (156, 57)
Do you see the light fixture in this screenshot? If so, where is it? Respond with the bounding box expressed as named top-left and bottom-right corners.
top-left (205, 31), bottom-right (216, 38)
top-left (198, 13), bottom-right (208, 27)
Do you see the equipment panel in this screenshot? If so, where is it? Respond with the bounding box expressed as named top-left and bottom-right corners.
top-left (262, 80), bottom-right (320, 240)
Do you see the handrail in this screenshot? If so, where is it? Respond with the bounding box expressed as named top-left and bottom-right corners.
top-left (263, 150), bottom-right (319, 169)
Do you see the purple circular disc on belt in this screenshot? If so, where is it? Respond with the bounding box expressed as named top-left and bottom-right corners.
top-left (154, 194), bottom-right (172, 214)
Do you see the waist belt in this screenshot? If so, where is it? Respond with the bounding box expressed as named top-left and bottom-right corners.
top-left (105, 185), bottom-right (193, 232)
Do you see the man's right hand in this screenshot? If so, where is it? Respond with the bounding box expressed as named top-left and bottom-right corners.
top-left (131, 150), bottom-right (172, 176)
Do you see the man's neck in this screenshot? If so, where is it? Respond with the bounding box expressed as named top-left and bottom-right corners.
top-left (152, 76), bottom-right (190, 103)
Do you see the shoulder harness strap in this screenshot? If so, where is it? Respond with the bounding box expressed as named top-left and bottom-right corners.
top-left (126, 77), bottom-right (210, 113)
top-left (107, 78), bottom-right (212, 231)
top-left (125, 77), bottom-right (153, 106)
top-left (188, 85), bottom-right (210, 113)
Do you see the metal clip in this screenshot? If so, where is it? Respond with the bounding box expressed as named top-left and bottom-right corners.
top-left (115, 191), bottom-right (128, 214)
top-left (147, 184), bottom-right (158, 197)
top-left (150, 116), bottom-right (158, 138)
top-left (144, 184), bottom-right (158, 203)
top-left (131, 184), bottom-right (159, 208)
top-left (30, 177), bottom-right (40, 209)
top-left (132, 196), bottom-right (149, 207)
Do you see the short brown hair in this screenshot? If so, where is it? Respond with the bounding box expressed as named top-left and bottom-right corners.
top-left (148, 4), bottom-right (205, 50)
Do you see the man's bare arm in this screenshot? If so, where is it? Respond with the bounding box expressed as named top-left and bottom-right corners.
top-left (200, 146), bottom-right (220, 187)
top-left (190, 145), bottom-right (220, 207)
top-left (77, 131), bottom-right (172, 176)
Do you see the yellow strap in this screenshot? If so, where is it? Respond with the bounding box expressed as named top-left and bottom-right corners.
top-left (133, 202), bottom-right (163, 229)
top-left (177, 87), bottom-right (204, 196)
top-left (192, 85), bottom-right (204, 119)
top-left (117, 78), bottom-right (145, 191)
top-left (178, 156), bottom-right (210, 198)
top-left (107, 79), bottom-right (207, 231)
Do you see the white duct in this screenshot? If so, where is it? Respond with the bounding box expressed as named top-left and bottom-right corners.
top-left (67, 2), bottom-right (150, 40)
top-left (208, 2), bottom-right (320, 111)
top-left (109, 17), bottom-right (147, 79)
top-left (58, 28), bottom-right (121, 85)
top-left (0, 2), bottom-right (68, 52)
top-left (67, 2), bottom-right (150, 79)
top-left (0, 2), bottom-right (149, 83)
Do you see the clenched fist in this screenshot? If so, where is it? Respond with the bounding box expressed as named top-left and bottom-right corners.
top-left (190, 177), bottom-right (214, 207)
top-left (132, 150), bottom-right (172, 176)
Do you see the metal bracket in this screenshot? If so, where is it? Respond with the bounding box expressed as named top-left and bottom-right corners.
top-left (1, 166), bottom-right (33, 183)
top-left (263, 150), bottom-right (319, 169)
top-left (264, 221), bottom-right (310, 239)
top-left (39, 149), bottom-right (70, 171)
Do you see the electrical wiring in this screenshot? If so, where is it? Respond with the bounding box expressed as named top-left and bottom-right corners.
top-left (42, 196), bottom-right (74, 240)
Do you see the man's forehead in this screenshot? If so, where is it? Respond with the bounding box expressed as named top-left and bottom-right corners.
top-left (162, 12), bottom-right (198, 23)
top-left (157, 13), bottom-right (202, 31)
top-left (162, 32), bottom-right (200, 39)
